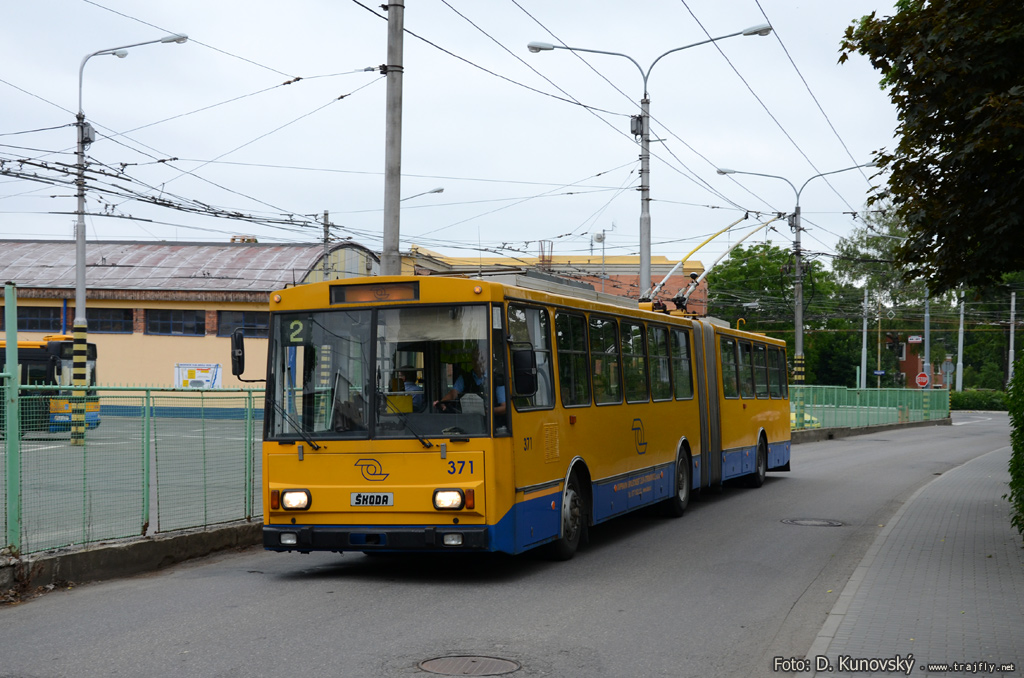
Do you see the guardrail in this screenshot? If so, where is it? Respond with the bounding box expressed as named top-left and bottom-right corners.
top-left (2, 386), bottom-right (263, 556)
top-left (790, 385), bottom-right (950, 430)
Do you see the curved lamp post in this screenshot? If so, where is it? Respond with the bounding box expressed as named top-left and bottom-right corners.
top-left (715, 163), bottom-right (874, 384)
top-left (72, 33), bottom-right (187, 444)
top-left (528, 23), bottom-right (772, 296)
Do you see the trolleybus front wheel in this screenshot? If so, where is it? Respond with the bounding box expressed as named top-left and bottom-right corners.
top-left (546, 473), bottom-right (584, 560)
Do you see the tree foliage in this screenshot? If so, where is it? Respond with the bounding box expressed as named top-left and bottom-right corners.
top-left (840, 0), bottom-right (1024, 294)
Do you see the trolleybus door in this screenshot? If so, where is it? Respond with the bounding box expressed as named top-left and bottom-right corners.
top-left (691, 320), bottom-right (723, 488)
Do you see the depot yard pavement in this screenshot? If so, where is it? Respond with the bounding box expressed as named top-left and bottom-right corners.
top-left (1, 414), bottom-right (262, 591)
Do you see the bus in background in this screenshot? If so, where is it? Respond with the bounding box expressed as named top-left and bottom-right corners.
top-left (0, 334), bottom-right (100, 432)
top-left (235, 275), bottom-right (790, 560)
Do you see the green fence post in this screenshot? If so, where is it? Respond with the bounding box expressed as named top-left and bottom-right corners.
top-left (142, 388), bottom-right (151, 534)
top-left (4, 283), bottom-right (22, 554)
top-left (245, 390), bottom-right (254, 520)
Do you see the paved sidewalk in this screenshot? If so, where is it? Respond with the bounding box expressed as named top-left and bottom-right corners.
top-left (806, 446), bottom-right (1024, 676)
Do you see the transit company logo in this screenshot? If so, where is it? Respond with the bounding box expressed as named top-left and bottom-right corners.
top-left (355, 459), bottom-right (389, 481)
top-left (632, 418), bottom-right (647, 455)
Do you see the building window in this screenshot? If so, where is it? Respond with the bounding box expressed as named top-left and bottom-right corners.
top-left (145, 309), bottom-right (206, 336)
top-left (13, 307), bottom-right (63, 332)
top-left (87, 308), bottom-right (134, 333)
top-left (217, 311), bottom-right (269, 338)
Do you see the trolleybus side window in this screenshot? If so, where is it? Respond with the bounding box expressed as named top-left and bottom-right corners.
top-left (720, 336), bottom-right (740, 399)
top-left (738, 340), bottom-right (756, 399)
top-left (753, 344), bottom-right (770, 399)
top-left (507, 304), bottom-right (554, 410)
top-left (767, 346), bottom-right (787, 399)
top-left (670, 328), bottom-right (694, 400)
top-left (621, 321), bottom-right (649, 403)
top-left (555, 311), bottom-right (591, 407)
top-left (648, 325), bottom-right (673, 402)
top-left (589, 315), bottom-right (621, 405)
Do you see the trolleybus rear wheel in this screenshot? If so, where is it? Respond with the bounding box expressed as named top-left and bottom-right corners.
top-left (746, 438), bottom-right (767, 488)
top-left (661, 449), bottom-right (691, 517)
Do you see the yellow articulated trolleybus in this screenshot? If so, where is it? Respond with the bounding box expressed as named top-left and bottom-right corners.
top-left (235, 274), bottom-right (790, 560)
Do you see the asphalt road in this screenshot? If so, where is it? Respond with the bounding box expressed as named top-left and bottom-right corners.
top-left (0, 412), bottom-right (1010, 678)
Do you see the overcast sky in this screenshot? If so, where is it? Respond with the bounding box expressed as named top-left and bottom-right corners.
top-left (1, 0), bottom-right (898, 273)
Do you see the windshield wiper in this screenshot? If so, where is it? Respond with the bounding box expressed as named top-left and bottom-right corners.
top-left (382, 396), bottom-right (433, 449)
top-left (270, 399), bottom-right (321, 450)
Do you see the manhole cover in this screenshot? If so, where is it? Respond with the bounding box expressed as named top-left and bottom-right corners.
top-left (781, 518), bottom-right (844, 527)
top-left (419, 656), bottom-right (521, 676)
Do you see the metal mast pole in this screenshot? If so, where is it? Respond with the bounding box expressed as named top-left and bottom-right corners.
top-left (380, 2), bottom-right (405, 276)
top-left (791, 205), bottom-right (804, 384)
top-left (861, 286), bottom-right (869, 389)
top-left (924, 288), bottom-right (931, 388)
top-left (956, 291), bottom-right (965, 391)
top-left (1009, 291), bottom-right (1016, 385)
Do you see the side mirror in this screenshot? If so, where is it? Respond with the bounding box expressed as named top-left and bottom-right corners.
top-left (47, 354), bottom-right (60, 385)
top-left (230, 328), bottom-right (245, 376)
top-left (509, 342), bottom-right (537, 397)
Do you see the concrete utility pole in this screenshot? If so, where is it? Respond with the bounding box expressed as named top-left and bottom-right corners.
top-left (380, 2), bottom-right (405, 277)
top-left (322, 210), bottom-right (330, 281)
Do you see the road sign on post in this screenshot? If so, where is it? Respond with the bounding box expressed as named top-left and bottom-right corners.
top-left (916, 372), bottom-right (929, 388)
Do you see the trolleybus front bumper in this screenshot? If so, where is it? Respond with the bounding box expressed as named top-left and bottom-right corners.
top-left (263, 524), bottom-right (490, 552)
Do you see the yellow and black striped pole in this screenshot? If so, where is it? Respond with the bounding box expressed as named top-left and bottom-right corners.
top-left (71, 320), bottom-right (88, 446)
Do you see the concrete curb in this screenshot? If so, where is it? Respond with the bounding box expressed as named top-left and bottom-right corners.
top-left (1, 417), bottom-right (954, 594)
top-left (790, 416), bottom-right (950, 445)
top-left (1, 522), bottom-right (261, 593)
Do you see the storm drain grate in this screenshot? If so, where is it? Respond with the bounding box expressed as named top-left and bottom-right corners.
top-left (781, 518), bottom-right (844, 527)
top-left (419, 656), bottom-right (521, 676)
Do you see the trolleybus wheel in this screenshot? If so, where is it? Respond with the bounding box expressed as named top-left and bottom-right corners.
top-left (547, 473), bottom-right (584, 560)
top-left (661, 449), bottom-right (691, 517)
top-left (746, 438), bottom-right (767, 488)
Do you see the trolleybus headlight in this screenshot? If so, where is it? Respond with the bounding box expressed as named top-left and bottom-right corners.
top-left (433, 489), bottom-right (465, 510)
top-left (280, 533), bottom-right (298, 545)
top-left (281, 489), bottom-right (311, 510)
top-left (443, 533), bottom-right (464, 546)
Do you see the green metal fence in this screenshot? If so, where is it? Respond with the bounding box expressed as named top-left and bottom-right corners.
top-left (2, 383), bottom-right (950, 556)
top-left (790, 385), bottom-right (950, 430)
top-left (2, 386), bottom-right (263, 556)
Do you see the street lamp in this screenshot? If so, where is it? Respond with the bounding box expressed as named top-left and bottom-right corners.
top-left (73, 33), bottom-right (187, 445)
top-left (400, 187), bottom-right (444, 202)
top-left (528, 23), bottom-right (772, 296)
top-left (715, 163), bottom-right (874, 384)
